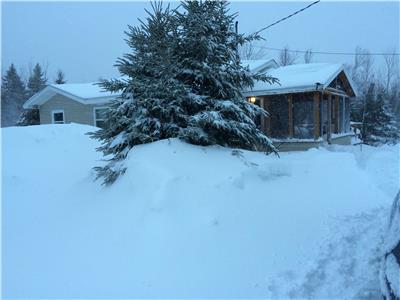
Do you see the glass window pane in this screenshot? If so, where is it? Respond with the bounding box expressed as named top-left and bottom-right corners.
top-left (345, 98), bottom-right (351, 132)
top-left (339, 97), bottom-right (345, 133)
top-left (95, 108), bottom-right (107, 120)
top-left (269, 95), bottom-right (289, 138)
top-left (96, 120), bottom-right (105, 128)
top-left (293, 94), bottom-right (314, 139)
top-left (53, 112), bottom-right (64, 122)
top-left (321, 95), bottom-right (328, 135)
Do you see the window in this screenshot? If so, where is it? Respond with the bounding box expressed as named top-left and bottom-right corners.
top-left (344, 97), bottom-right (351, 132)
top-left (339, 96), bottom-right (345, 133)
top-left (269, 95), bottom-right (289, 138)
top-left (94, 107), bottom-right (108, 128)
top-left (293, 93), bottom-right (314, 139)
top-left (321, 95), bottom-right (328, 135)
top-left (52, 110), bottom-right (64, 124)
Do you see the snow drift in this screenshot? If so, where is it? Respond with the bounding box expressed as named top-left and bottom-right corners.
top-left (2, 124), bottom-right (398, 298)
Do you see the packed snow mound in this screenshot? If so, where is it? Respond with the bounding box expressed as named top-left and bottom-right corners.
top-left (2, 124), bottom-right (398, 298)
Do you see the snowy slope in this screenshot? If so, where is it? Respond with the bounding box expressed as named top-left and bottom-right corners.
top-left (2, 124), bottom-right (398, 298)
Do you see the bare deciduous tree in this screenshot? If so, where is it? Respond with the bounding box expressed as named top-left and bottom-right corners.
top-left (382, 48), bottom-right (399, 93)
top-left (278, 46), bottom-right (297, 66)
top-left (303, 49), bottom-right (313, 64)
top-left (238, 42), bottom-right (267, 60)
top-left (351, 47), bottom-right (375, 94)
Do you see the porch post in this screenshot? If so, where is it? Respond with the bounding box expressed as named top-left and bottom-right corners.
top-left (313, 92), bottom-right (320, 139)
top-left (288, 94), bottom-right (293, 138)
top-left (327, 93), bottom-right (332, 144)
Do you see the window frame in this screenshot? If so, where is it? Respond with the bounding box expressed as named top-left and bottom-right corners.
top-left (51, 109), bottom-right (65, 124)
top-left (93, 106), bottom-right (108, 128)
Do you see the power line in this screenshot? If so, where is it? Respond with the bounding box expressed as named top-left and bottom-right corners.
top-left (254, 46), bottom-right (400, 56)
top-left (254, 0), bottom-right (320, 35)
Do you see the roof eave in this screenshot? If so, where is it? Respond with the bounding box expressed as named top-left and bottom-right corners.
top-left (244, 85), bottom-right (319, 97)
top-left (23, 85), bottom-right (118, 108)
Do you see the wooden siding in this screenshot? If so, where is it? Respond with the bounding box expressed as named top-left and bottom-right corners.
top-left (39, 94), bottom-right (106, 126)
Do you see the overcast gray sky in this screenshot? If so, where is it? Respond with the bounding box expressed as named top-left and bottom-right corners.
top-left (2, 1), bottom-right (399, 83)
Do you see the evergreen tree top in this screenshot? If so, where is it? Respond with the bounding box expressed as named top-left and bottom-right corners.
top-left (175, 0), bottom-right (276, 100)
top-left (27, 63), bottom-right (47, 95)
top-left (55, 70), bottom-right (66, 84)
top-left (2, 63), bottom-right (26, 94)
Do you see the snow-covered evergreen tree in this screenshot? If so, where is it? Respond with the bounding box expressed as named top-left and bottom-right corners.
top-left (27, 63), bottom-right (47, 96)
top-left (18, 63), bottom-right (47, 126)
top-left (17, 109), bottom-right (40, 126)
top-left (1, 64), bottom-right (27, 127)
top-left (55, 70), bottom-right (66, 84)
top-left (362, 83), bottom-right (400, 146)
top-left (91, 0), bottom-right (277, 185)
top-left (90, 2), bottom-right (189, 184)
top-left (175, 0), bottom-right (277, 150)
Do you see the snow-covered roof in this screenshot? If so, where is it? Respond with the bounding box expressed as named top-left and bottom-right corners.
top-left (24, 62), bottom-right (356, 109)
top-left (241, 59), bottom-right (279, 73)
top-left (23, 82), bottom-right (118, 109)
top-left (50, 83), bottom-right (116, 99)
top-left (24, 61), bottom-right (277, 109)
top-left (244, 63), bottom-right (357, 97)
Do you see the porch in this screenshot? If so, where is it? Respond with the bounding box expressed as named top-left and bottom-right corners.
top-left (244, 62), bottom-right (357, 151)
top-left (248, 89), bottom-right (353, 151)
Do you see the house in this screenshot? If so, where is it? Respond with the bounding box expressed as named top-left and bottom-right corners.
top-left (23, 83), bottom-right (117, 128)
top-left (23, 59), bottom-right (357, 151)
top-left (244, 63), bottom-right (357, 151)
top-left (23, 60), bottom-right (279, 129)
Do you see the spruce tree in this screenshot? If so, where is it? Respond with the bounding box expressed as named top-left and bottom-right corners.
top-left (1, 64), bottom-right (27, 127)
top-left (90, 2), bottom-right (188, 184)
top-left (91, 0), bottom-right (277, 185)
top-left (362, 83), bottom-right (400, 145)
top-left (27, 63), bottom-right (47, 96)
top-left (55, 70), bottom-right (66, 84)
top-left (175, 0), bottom-right (277, 150)
top-left (18, 63), bottom-right (47, 126)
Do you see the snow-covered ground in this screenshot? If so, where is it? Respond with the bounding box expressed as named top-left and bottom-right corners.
top-left (2, 124), bottom-right (398, 298)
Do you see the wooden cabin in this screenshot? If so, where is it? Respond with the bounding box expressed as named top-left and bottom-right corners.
top-left (244, 63), bottom-right (357, 151)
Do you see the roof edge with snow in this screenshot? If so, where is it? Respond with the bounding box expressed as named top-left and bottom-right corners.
top-left (23, 84), bottom-right (119, 109)
top-left (244, 63), bottom-right (357, 97)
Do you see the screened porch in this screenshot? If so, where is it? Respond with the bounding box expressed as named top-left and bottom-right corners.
top-left (248, 90), bottom-right (351, 142)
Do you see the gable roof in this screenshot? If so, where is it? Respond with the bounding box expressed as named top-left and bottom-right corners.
top-left (23, 83), bottom-right (118, 109)
top-left (49, 83), bottom-right (116, 99)
top-left (244, 63), bottom-right (357, 97)
top-left (241, 58), bottom-right (279, 73)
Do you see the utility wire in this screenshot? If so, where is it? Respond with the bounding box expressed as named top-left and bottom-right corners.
top-left (251, 1), bottom-right (399, 56)
top-left (254, 45), bottom-right (400, 56)
top-left (254, 0), bottom-right (320, 35)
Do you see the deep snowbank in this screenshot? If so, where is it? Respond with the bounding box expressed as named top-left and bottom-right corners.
top-left (2, 124), bottom-right (398, 298)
